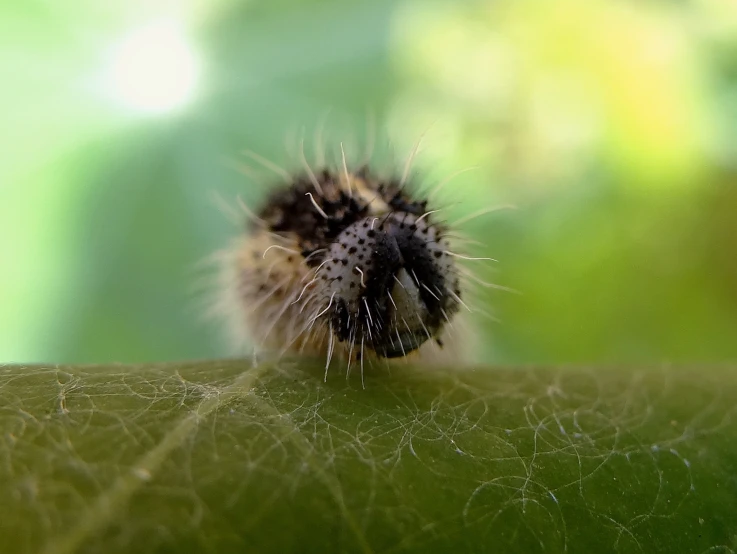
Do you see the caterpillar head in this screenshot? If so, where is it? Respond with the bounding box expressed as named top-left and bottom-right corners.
top-left (317, 211), bottom-right (460, 358)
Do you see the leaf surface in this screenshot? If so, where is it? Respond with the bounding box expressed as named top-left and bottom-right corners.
top-left (1, 361), bottom-right (735, 553)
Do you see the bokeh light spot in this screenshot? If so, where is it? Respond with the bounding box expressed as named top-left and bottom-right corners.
top-left (108, 20), bottom-right (199, 114)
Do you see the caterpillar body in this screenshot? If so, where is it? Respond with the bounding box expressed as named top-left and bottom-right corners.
top-left (216, 142), bottom-right (489, 382)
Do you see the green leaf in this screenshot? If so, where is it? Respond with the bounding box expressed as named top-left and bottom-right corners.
top-left (1, 361), bottom-right (735, 553)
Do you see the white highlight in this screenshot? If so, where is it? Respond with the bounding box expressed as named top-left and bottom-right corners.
top-left (108, 20), bottom-right (198, 113)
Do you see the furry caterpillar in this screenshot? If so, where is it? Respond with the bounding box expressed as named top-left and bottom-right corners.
top-left (216, 141), bottom-right (491, 382)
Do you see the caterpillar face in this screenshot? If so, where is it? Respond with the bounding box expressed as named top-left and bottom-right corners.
top-left (320, 211), bottom-right (458, 358)
top-left (222, 161), bottom-right (473, 375)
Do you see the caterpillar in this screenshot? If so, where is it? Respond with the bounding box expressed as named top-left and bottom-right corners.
top-left (213, 133), bottom-right (499, 384)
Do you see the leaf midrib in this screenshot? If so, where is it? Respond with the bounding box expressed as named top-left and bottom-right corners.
top-left (40, 362), bottom-right (372, 554)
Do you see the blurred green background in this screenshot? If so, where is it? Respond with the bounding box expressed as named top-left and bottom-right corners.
top-left (2, 0), bottom-right (736, 365)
